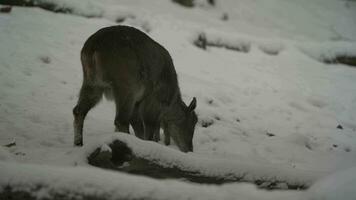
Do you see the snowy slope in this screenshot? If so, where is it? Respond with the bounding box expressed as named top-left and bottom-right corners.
top-left (1, 0), bottom-right (356, 199)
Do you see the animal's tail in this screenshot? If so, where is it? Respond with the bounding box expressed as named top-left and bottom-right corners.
top-left (81, 50), bottom-right (114, 101)
top-left (80, 50), bottom-right (105, 85)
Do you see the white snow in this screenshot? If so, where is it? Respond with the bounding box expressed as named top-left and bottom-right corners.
top-left (307, 167), bottom-right (356, 200)
top-left (1, 0), bottom-right (356, 199)
top-left (0, 146), bottom-right (13, 161)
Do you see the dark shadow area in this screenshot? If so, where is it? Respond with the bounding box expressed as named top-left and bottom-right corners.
top-left (172, 0), bottom-right (215, 8)
top-left (0, 185), bottom-right (113, 200)
top-left (172, 0), bottom-right (194, 7)
top-left (0, 186), bottom-right (36, 200)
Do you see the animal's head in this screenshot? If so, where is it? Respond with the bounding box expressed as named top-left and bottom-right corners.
top-left (168, 97), bottom-right (197, 152)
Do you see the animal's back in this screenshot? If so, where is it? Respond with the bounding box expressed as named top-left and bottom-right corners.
top-left (80, 25), bottom-right (178, 94)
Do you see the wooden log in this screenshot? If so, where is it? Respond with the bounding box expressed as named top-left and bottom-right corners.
top-left (87, 135), bottom-right (324, 190)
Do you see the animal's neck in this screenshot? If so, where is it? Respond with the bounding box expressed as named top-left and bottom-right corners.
top-left (162, 91), bottom-right (184, 123)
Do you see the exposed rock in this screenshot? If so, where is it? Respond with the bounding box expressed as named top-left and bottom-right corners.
top-left (172, 0), bottom-right (194, 7)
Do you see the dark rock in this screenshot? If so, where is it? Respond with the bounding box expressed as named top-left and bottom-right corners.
top-left (305, 143), bottom-right (313, 150)
top-left (208, 0), bottom-right (215, 6)
top-left (201, 119), bottom-right (214, 128)
top-left (194, 33), bottom-right (207, 50)
top-left (337, 124), bottom-right (343, 130)
top-left (0, 5), bottom-right (12, 13)
top-left (266, 132), bottom-right (275, 137)
top-left (172, 0), bottom-right (194, 7)
top-left (115, 17), bottom-right (126, 23)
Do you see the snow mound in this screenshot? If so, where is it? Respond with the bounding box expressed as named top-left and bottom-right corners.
top-left (307, 167), bottom-right (356, 200)
top-left (300, 42), bottom-right (356, 65)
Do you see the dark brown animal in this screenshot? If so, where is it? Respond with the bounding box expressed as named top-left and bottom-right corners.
top-left (73, 25), bottom-right (197, 152)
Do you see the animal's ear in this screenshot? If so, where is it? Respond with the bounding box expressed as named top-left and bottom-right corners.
top-left (188, 97), bottom-right (197, 112)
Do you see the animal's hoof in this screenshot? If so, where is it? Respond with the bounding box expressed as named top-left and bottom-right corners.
top-left (74, 141), bottom-right (83, 146)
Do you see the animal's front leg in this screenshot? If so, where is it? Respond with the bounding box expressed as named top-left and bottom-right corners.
top-left (143, 121), bottom-right (160, 141)
top-left (130, 105), bottom-right (144, 139)
top-left (73, 85), bottom-right (103, 146)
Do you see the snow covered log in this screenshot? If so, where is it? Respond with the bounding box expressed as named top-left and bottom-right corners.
top-left (194, 32), bottom-right (250, 53)
top-left (0, 0), bottom-right (103, 18)
top-left (323, 55), bottom-right (356, 67)
top-left (0, 161), bottom-right (302, 200)
top-left (85, 134), bottom-right (327, 190)
top-left (300, 42), bottom-right (356, 67)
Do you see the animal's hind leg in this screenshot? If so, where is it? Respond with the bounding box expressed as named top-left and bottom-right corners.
top-left (73, 84), bottom-right (103, 146)
top-left (114, 90), bottom-right (137, 134)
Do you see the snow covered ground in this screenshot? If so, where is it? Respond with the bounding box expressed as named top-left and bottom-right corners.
top-left (1, 0), bottom-right (356, 199)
